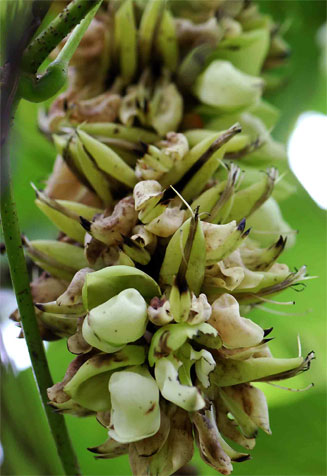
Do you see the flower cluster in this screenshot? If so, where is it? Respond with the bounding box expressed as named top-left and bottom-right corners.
top-left (12, 1), bottom-right (314, 475)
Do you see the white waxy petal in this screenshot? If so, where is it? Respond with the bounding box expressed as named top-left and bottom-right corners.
top-left (133, 180), bottom-right (163, 211)
top-left (210, 294), bottom-right (264, 348)
top-left (82, 288), bottom-right (147, 352)
top-left (155, 355), bottom-right (205, 412)
top-left (194, 349), bottom-right (216, 388)
top-left (188, 293), bottom-right (212, 325)
top-left (108, 366), bottom-right (160, 443)
top-left (145, 207), bottom-right (185, 238)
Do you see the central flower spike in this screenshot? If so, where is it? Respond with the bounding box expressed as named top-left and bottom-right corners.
top-left (13, 1), bottom-right (315, 475)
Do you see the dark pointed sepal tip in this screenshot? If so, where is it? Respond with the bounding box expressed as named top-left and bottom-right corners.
top-left (242, 227), bottom-right (251, 238)
top-left (21, 234), bottom-right (28, 246)
top-left (276, 235), bottom-right (286, 248)
top-left (34, 302), bottom-right (45, 311)
top-left (231, 122), bottom-right (242, 134)
top-left (306, 351), bottom-right (316, 361)
top-left (234, 455), bottom-right (252, 463)
top-left (47, 403), bottom-right (62, 413)
top-left (263, 327), bottom-right (274, 337)
top-left (0, 242), bottom-right (6, 254)
top-left (262, 337), bottom-right (274, 344)
top-left (139, 141), bottom-right (149, 153)
top-left (87, 447), bottom-right (101, 454)
top-left (124, 235), bottom-right (136, 247)
top-left (80, 216), bottom-right (91, 232)
top-left (237, 218), bottom-right (246, 232)
top-left (276, 49), bottom-right (292, 60)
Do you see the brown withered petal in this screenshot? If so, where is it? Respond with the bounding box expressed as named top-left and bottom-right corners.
top-left (47, 351), bottom-right (95, 404)
top-left (191, 409), bottom-right (233, 475)
top-left (83, 196), bottom-right (138, 246)
top-left (96, 410), bottom-right (111, 428)
top-left (88, 437), bottom-right (129, 459)
top-left (67, 318), bottom-right (92, 355)
top-left (45, 155), bottom-right (102, 207)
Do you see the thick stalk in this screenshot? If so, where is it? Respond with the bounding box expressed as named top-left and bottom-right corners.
top-left (1, 170), bottom-right (80, 476)
top-left (1, 134), bottom-right (81, 475)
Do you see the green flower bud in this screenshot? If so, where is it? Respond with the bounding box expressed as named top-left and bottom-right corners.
top-left (193, 60), bottom-right (264, 112)
top-left (114, 0), bottom-right (137, 83)
top-left (77, 130), bottom-right (137, 188)
top-left (247, 197), bottom-right (296, 247)
top-left (34, 186), bottom-right (102, 244)
top-left (212, 28), bottom-right (270, 76)
top-left (79, 122), bottom-right (159, 144)
top-left (49, 346), bottom-right (146, 412)
top-left (155, 9), bottom-right (179, 71)
top-left (82, 265), bottom-right (161, 310)
top-left (108, 366), bottom-right (160, 443)
top-left (25, 239), bottom-right (89, 281)
top-left (82, 288), bottom-right (148, 352)
top-left (240, 236), bottom-right (287, 272)
top-left (226, 168), bottom-right (278, 222)
top-left (37, 311), bottom-right (78, 338)
top-left (212, 352), bottom-right (314, 387)
top-left (75, 134), bottom-right (113, 207)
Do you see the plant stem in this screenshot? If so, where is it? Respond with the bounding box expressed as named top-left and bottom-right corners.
top-left (1, 132), bottom-right (81, 475)
top-left (21, 0), bottom-right (101, 74)
top-left (0, 2), bottom-right (105, 472)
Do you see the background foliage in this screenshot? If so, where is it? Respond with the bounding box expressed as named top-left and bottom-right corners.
top-left (1, 1), bottom-right (326, 475)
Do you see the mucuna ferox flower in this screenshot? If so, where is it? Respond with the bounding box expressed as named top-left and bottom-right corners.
top-left (13, 0), bottom-right (314, 474)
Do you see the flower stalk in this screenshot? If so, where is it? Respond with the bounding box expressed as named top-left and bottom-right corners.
top-left (1, 143), bottom-right (81, 476)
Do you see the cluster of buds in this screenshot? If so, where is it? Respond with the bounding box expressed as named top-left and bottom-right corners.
top-left (12, 1), bottom-right (314, 475)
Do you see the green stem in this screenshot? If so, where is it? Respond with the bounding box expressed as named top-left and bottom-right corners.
top-left (1, 105), bottom-right (81, 475)
top-left (21, 0), bottom-right (100, 74)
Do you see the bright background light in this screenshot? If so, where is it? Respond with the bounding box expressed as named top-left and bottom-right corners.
top-left (0, 289), bottom-right (47, 372)
top-left (288, 111), bottom-right (327, 209)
